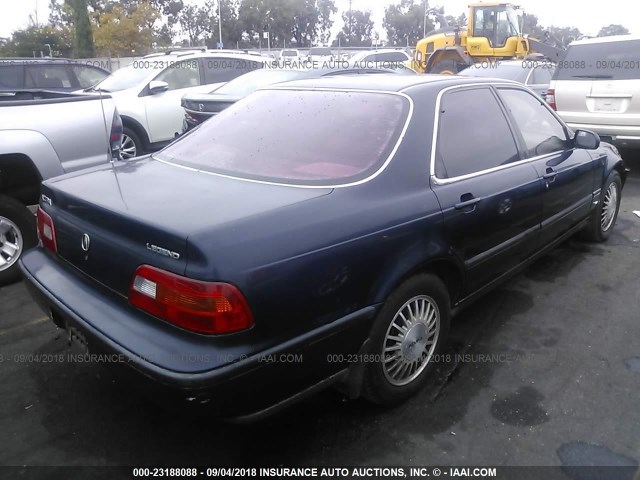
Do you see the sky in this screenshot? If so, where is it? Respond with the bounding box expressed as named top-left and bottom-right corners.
top-left (1, 0), bottom-right (638, 41)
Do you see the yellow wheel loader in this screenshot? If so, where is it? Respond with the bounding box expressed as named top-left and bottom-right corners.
top-left (411, 2), bottom-right (564, 74)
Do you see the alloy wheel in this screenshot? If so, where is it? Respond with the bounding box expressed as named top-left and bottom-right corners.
top-left (382, 295), bottom-right (440, 386)
top-left (0, 216), bottom-right (24, 272)
top-left (120, 134), bottom-right (137, 160)
top-left (601, 182), bottom-right (619, 232)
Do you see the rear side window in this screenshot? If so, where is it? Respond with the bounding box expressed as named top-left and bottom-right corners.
top-left (436, 87), bottom-right (519, 179)
top-left (0, 64), bottom-right (23, 89)
top-left (204, 58), bottom-right (264, 84)
top-left (530, 66), bottom-right (553, 84)
top-left (498, 88), bottom-right (569, 157)
top-left (555, 40), bottom-right (640, 80)
top-left (25, 65), bottom-right (74, 89)
top-left (157, 90), bottom-right (410, 186)
top-left (72, 65), bottom-right (108, 88)
top-left (155, 60), bottom-right (201, 90)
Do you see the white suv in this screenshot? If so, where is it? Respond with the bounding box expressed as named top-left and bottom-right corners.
top-left (86, 50), bottom-right (271, 158)
top-left (548, 35), bottom-right (640, 148)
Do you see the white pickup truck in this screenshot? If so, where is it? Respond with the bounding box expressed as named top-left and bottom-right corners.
top-left (0, 89), bottom-right (121, 285)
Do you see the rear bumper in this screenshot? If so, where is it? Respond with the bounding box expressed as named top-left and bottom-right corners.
top-left (19, 248), bottom-right (376, 417)
top-left (565, 122), bottom-right (640, 147)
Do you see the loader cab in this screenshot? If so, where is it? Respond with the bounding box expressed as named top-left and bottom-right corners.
top-left (468, 4), bottom-right (522, 52)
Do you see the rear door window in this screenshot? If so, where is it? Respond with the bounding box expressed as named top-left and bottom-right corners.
top-left (498, 88), bottom-right (569, 157)
top-left (530, 66), bottom-right (553, 85)
top-left (436, 87), bottom-right (520, 179)
top-left (72, 65), bottom-right (108, 89)
top-left (25, 65), bottom-right (74, 89)
top-left (555, 40), bottom-right (640, 80)
top-left (203, 57), bottom-right (264, 84)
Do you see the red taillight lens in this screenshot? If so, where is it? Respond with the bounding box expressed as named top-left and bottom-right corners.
top-left (36, 208), bottom-right (57, 253)
top-left (129, 265), bottom-right (254, 335)
top-left (546, 88), bottom-right (556, 111)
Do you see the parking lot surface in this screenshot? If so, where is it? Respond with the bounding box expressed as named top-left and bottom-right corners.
top-left (1, 154), bottom-right (639, 471)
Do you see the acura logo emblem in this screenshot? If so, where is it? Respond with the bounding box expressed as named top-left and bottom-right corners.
top-left (81, 234), bottom-right (91, 252)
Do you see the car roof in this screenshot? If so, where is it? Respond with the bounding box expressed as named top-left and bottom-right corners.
top-left (570, 34), bottom-right (640, 46)
top-left (1, 57), bottom-right (96, 64)
top-left (262, 74), bottom-right (520, 93)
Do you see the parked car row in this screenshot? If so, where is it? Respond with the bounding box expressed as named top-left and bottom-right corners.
top-left (1, 37), bottom-right (636, 419)
top-left (18, 71), bottom-right (626, 418)
top-left (181, 64), bottom-right (415, 132)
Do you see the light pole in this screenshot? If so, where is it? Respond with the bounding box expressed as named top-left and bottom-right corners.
top-left (423, 1), bottom-right (427, 38)
top-left (218, 0), bottom-right (223, 49)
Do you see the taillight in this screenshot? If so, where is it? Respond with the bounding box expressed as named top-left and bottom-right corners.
top-left (36, 207), bottom-right (57, 254)
top-left (129, 265), bottom-right (254, 335)
top-left (546, 88), bottom-right (556, 111)
top-left (110, 108), bottom-right (123, 158)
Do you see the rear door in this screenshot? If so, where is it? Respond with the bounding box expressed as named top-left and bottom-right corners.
top-left (526, 64), bottom-right (553, 99)
top-left (497, 87), bottom-right (599, 245)
top-left (430, 86), bottom-right (543, 294)
top-left (553, 39), bottom-right (640, 134)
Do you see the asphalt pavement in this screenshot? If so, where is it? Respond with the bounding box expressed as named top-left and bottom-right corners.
top-left (1, 152), bottom-right (639, 474)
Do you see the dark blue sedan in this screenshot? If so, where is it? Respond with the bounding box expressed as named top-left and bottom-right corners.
top-left (20, 75), bottom-right (626, 419)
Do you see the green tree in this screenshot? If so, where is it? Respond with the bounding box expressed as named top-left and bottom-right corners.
top-left (93, 1), bottom-right (159, 55)
top-left (338, 9), bottom-right (373, 47)
top-left (178, 4), bottom-right (212, 46)
top-left (548, 26), bottom-right (582, 48)
top-left (383, 0), bottom-right (433, 47)
top-left (316, 0), bottom-right (337, 45)
top-left (208, 0), bottom-right (243, 49)
top-left (0, 26), bottom-right (73, 57)
top-left (521, 13), bottom-right (545, 38)
top-left (598, 24), bottom-right (629, 37)
top-left (67, 0), bottom-right (96, 57)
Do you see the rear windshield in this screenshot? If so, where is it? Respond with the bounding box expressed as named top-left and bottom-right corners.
top-left (156, 89), bottom-right (410, 186)
top-left (554, 39), bottom-right (640, 81)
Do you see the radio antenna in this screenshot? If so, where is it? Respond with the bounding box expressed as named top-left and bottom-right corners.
top-left (97, 88), bottom-right (114, 166)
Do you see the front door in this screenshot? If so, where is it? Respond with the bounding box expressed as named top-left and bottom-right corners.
top-left (496, 87), bottom-right (599, 245)
top-left (431, 86), bottom-right (543, 294)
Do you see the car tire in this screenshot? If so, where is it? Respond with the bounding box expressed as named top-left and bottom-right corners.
top-left (362, 274), bottom-right (451, 406)
top-left (0, 195), bottom-right (37, 286)
top-left (582, 171), bottom-right (622, 242)
top-left (121, 127), bottom-right (143, 160)
top-left (431, 60), bottom-right (459, 75)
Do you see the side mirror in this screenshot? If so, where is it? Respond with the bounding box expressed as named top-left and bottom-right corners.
top-left (148, 80), bottom-right (169, 95)
top-left (574, 129), bottom-right (600, 150)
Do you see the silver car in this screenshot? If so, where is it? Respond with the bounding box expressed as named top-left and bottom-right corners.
top-left (548, 35), bottom-right (640, 148)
